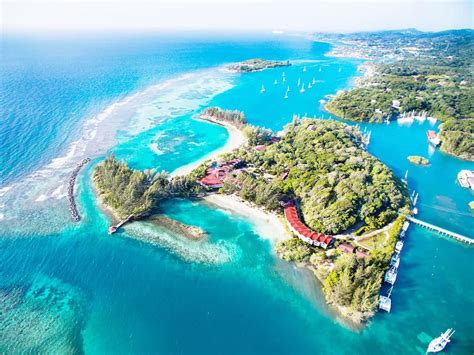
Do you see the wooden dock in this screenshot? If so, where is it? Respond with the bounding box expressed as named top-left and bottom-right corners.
top-left (405, 216), bottom-right (473, 246)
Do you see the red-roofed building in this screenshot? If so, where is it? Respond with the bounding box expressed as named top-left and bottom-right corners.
top-left (284, 202), bottom-right (333, 249)
top-left (198, 159), bottom-right (244, 189)
top-left (338, 243), bottom-right (355, 254)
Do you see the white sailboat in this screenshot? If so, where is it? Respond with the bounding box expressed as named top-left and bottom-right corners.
top-left (282, 77), bottom-right (286, 83)
top-left (427, 329), bottom-right (455, 353)
top-left (312, 78), bottom-right (316, 85)
top-left (297, 78), bottom-right (301, 87)
top-left (284, 91), bottom-right (288, 99)
top-left (308, 83), bottom-right (312, 89)
top-left (260, 85), bottom-right (265, 93)
top-left (274, 79), bottom-right (278, 85)
top-left (303, 66), bottom-right (307, 72)
top-left (299, 83), bottom-right (305, 93)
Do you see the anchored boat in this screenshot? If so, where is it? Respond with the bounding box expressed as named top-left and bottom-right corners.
top-left (427, 328), bottom-right (455, 353)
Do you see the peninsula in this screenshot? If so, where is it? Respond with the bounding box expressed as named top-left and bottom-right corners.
top-left (227, 59), bottom-right (291, 73)
top-left (93, 107), bottom-right (410, 324)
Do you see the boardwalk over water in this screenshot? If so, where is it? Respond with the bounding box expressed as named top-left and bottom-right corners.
top-left (405, 216), bottom-right (473, 246)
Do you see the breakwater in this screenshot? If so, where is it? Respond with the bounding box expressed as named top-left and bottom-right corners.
top-left (68, 158), bottom-right (90, 222)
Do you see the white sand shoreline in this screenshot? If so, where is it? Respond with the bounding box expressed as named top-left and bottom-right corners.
top-left (170, 116), bottom-right (247, 177)
top-left (203, 193), bottom-right (291, 245)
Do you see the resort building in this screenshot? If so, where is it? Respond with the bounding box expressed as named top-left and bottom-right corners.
top-left (198, 158), bottom-right (243, 189)
top-left (283, 202), bottom-right (333, 249)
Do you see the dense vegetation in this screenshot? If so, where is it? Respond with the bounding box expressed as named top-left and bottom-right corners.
top-left (324, 30), bottom-right (474, 161)
top-left (227, 59), bottom-right (291, 72)
top-left (201, 107), bottom-right (247, 128)
top-left (438, 119), bottom-right (474, 161)
top-left (93, 155), bottom-right (202, 218)
top-left (223, 119), bottom-right (410, 234)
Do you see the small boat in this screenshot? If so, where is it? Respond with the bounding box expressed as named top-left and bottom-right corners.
top-left (312, 78), bottom-right (316, 85)
top-left (427, 328), bottom-right (455, 353)
top-left (299, 83), bottom-right (305, 93)
top-left (397, 113), bottom-right (414, 124)
top-left (282, 72), bottom-right (286, 77)
top-left (390, 254), bottom-right (400, 268)
top-left (287, 85), bottom-right (290, 92)
top-left (378, 295), bottom-right (391, 312)
top-left (303, 66), bottom-right (307, 72)
top-left (319, 99), bottom-right (326, 104)
top-left (318, 67), bottom-right (322, 72)
top-left (457, 170), bottom-right (474, 190)
top-left (412, 207), bottom-right (418, 215)
top-left (308, 83), bottom-right (312, 89)
top-left (282, 77), bottom-right (286, 83)
top-left (427, 130), bottom-right (441, 146)
top-left (274, 79), bottom-right (278, 85)
top-left (297, 78), bottom-right (301, 87)
top-left (384, 267), bottom-right (397, 285)
top-left (108, 226), bottom-right (118, 235)
top-left (428, 116), bottom-right (437, 125)
top-left (284, 92), bottom-right (288, 99)
top-left (400, 230), bottom-right (406, 238)
top-left (260, 85), bottom-right (265, 93)
top-left (402, 221), bottom-right (410, 232)
top-left (338, 67), bottom-right (342, 72)
top-left (395, 240), bottom-right (404, 253)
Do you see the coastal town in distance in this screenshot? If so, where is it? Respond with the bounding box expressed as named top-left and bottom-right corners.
top-left (0, 0), bottom-right (473, 354)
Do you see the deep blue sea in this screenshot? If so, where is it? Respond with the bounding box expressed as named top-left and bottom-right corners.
top-left (0, 32), bottom-right (473, 354)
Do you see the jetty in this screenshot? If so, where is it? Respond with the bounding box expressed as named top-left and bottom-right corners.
top-left (68, 158), bottom-right (90, 222)
top-left (108, 214), bottom-right (134, 234)
top-left (405, 216), bottom-right (473, 245)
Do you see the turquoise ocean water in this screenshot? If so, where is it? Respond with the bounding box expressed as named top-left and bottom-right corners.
top-left (0, 33), bottom-right (473, 354)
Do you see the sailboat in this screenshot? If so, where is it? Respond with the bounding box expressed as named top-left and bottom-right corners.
top-left (297, 78), bottom-right (301, 87)
top-left (260, 85), bottom-right (265, 93)
top-left (282, 77), bottom-right (286, 83)
top-left (303, 66), bottom-right (307, 72)
top-left (427, 329), bottom-right (455, 353)
top-left (274, 79), bottom-right (278, 85)
top-left (308, 83), bottom-right (312, 89)
top-left (287, 85), bottom-right (290, 92)
top-left (312, 78), bottom-right (316, 85)
top-left (300, 83), bottom-right (305, 93)
top-left (284, 91), bottom-right (288, 99)
top-left (403, 170), bottom-right (408, 184)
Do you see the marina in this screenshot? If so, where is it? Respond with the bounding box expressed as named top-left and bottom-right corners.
top-left (405, 216), bottom-right (473, 245)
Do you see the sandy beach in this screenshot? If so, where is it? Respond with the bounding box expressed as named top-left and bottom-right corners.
top-left (203, 193), bottom-right (291, 245)
top-left (170, 116), bottom-right (247, 177)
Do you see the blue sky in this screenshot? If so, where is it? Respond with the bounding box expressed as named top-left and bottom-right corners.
top-left (2, 0), bottom-right (473, 33)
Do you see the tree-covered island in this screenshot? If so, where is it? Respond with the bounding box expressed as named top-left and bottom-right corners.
top-left (227, 59), bottom-right (291, 73)
top-left (93, 107), bottom-right (410, 325)
top-left (322, 30), bottom-right (474, 161)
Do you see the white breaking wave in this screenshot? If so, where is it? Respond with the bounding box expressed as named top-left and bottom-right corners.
top-left (0, 66), bottom-right (236, 237)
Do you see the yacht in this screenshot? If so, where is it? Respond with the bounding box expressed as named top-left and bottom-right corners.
top-left (390, 254), bottom-right (400, 268)
top-left (395, 240), bottom-right (404, 253)
top-left (384, 267), bottom-right (398, 285)
top-left (299, 83), bottom-right (305, 93)
top-left (402, 221), bottom-right (410, 232)
top-left (427, 130), bottom-right (441, 146)
top-left (427, 328), bottom-right (455, 353)
top-left (260, 85), bottom-right (265, 93)
top-left (378, 295), bottom-right (391, 312)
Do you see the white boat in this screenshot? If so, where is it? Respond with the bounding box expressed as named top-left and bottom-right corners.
top-left (282, 72), bottom-right (286, 77)
top-left (274, 79), bottom-right (278, 85)
top-left (308, 83), bottom-right (312, 89)
top-left (319, 99), bottom-right (326, 104)
top-left (428, 116), bottom-right (437, 125)
top-left (427, 130), bottom-right (441, 146)
top-left (390, 254), bottom-right (400, 268)
top-left (457, 170), bottom-right (474, 190)
top-left (260, 85), bottom-right (265, 93)
top-left (395, 240), bottom-right (404, 253)
top-left (282, 77), bottom-right (286, 83)
top-left (284, 92), bottom-right (288, 99)
top-left (299, 83), bottom-right (305, 93)
top-left (402, 170), bottom-right (408, 184)
top-left (378, 295), bottom-right (391, 312)
top-left (384, 267), bottom-right (398, 285)
top-left (397, 113), bottom-right (414, 124)
top-left (400, 230), bottom-right (406, 238)
top-left (402, 221), bottom-right (410, 232)
top-left (303, 66), bottom-right (307, 72)
top-left (427, 328), bottom-right (455, 353)
top-left (412, 207), bottom-right (418, 215)
top-left (319, 67), bottom-right (322, 72)
top-left (338, 67), bottom-right (342, 72)
top-left (287, 85), bottom-right (290, 92)
top-left (312, 78), bottom-right (316, 85)
top-left (297, 78), bottom-right (301, 87)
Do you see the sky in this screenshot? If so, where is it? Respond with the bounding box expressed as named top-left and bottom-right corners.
top-left (1, 0), bottom-right (473, 33)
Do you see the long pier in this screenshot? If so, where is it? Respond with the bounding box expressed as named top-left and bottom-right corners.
top-left (405, 216), bottom-right (473, 245)
top-left (68, 158), bottom-right (90, 222)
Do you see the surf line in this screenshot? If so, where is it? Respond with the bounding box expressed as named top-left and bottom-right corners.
top-left (68, 158), bottom-right (90, 222)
